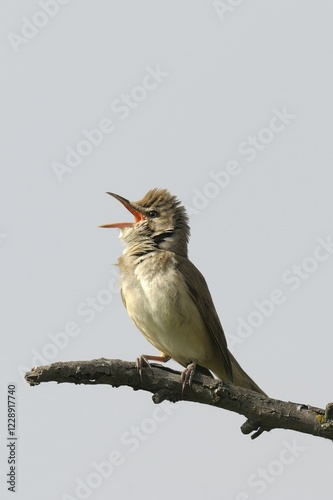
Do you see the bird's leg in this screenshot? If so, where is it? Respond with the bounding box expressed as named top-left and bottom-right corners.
top-left (136, 352), bottom-right (171, 381)
top-left (181, 361), bottom-right (198, 394)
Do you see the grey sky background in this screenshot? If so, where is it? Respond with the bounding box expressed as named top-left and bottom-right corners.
top-left (1, 1), bottom-right (333, 499)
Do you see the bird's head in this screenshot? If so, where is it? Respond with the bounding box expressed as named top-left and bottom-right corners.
top-left (100, 188), bottom-right (190, 256)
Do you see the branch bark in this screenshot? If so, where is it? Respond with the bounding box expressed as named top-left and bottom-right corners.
top-left (25, 358), bottom-right (333, 441)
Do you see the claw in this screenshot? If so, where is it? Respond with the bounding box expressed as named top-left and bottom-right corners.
top-left (136, 355), bottom-right (154, 381)
top-left (136, 352), bottom-right (171, 382)
top-left (180, 361), bottom-right (197, 394)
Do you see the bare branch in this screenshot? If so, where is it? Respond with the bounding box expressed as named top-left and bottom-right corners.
top-left (25, 358), bottom-right (333, 441)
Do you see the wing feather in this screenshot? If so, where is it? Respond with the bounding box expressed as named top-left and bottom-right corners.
top-left (175, 255), bottom-right (233, 380)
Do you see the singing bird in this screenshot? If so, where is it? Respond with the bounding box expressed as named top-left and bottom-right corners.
top-left (101, 188), bottom-right (266, 395)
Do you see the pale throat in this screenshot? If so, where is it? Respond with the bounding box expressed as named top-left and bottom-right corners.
top-left (119, 225), bottom-right (178, 256)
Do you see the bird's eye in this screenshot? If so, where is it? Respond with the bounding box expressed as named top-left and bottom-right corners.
top-left (147, 210), bottom-right (159, 218)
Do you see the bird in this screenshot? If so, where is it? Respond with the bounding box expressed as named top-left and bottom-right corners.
top-left (100, 188), bottom-right (266, 395)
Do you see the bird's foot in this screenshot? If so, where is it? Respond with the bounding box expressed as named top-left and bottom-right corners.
top-left (136, 355), bottom-right (154, 381)
top-left (181, 361), bottom-right (197, 394)
top-left (136, 353), bottom-right (171, 381)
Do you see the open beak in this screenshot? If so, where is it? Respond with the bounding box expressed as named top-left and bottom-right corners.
top-left (99, 192), bottom-right (144, 229)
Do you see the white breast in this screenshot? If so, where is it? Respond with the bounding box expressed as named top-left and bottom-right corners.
top-left (120, 253), bottom-right (214, 366)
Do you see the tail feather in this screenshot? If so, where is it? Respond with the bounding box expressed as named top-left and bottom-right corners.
top-left (229, 352), bottom-right (267, 396)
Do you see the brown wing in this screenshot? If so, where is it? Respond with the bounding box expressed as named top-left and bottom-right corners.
top-left (175, 255), bottom-right (233, 380)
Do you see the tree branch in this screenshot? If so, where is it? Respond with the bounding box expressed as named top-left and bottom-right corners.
top-left (25, 358), bottom-right (333, 441)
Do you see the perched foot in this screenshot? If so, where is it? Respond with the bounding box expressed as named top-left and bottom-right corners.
top-left (136, 355), bottom-right (154, 381)
top-left (136, 353), bottom-right (171, 381)
top-left (181, 361), bottom-right (198, 394)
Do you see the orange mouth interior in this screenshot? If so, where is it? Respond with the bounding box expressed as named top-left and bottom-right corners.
top-left (99, 193), bottom-right (144, 229)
